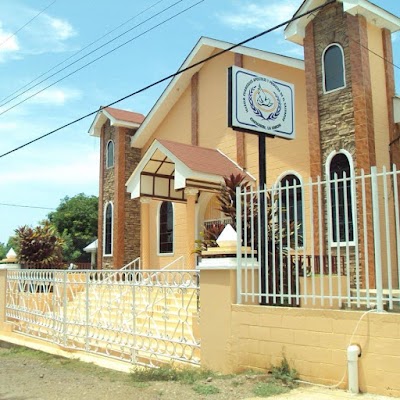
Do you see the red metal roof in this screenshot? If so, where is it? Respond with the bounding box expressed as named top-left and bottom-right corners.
top-left (104, 106), bottom-right (145, 124)
top-left (158, 139), bottom-right (251, 179)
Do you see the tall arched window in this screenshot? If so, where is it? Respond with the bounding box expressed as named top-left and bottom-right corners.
top-left (323, 44), bottom-right (346, 93)
top-left (279, 174), bottom-right (303, 247)
top-left (159, 201), bottom-right (173, 254)
top-left (329, 153), bottom-right (354, 243)
top-left (106, 140), bottom-right (114, 168)
top-left (104, 202), bottom-right (113, 255)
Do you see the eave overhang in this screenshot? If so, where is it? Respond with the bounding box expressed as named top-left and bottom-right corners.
top-left (88, 107), bottom-right (143, 137)
top-left (285, 0), bottom-right (400, 46)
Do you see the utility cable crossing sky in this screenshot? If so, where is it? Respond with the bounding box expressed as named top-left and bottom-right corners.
top-left (0, 0), bottom-right (197, 111)
top-left (3, 0), bottom-right (395, 161)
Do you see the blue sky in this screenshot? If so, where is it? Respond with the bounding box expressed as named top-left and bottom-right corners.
top-left (0, 0), bottom-right (399, 245)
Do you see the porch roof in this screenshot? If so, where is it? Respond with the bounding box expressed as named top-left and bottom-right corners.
top-left (126, 139), bottom-right (255, 202)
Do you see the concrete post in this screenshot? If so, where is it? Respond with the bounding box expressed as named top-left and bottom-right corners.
top-left (140, 197), bottom-right (151, 269)
top-left (198, 262), bottom-right (237, 373)
top-left (185, 188), bottom-right (198, 270)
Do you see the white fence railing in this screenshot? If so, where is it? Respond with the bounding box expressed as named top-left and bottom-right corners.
top-left (5, 269), bottom-right (200, 367)
top-left (237, 166), bottom-right (400, 312)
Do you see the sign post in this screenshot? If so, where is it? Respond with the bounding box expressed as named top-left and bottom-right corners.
top-left (228, 66), bottom-right (295, 304)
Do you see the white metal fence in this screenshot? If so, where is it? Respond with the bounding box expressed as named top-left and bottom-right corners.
top-left (237, 166), bottom-right (400, 312)
top-left (6, 269), bottom-right (200, 367)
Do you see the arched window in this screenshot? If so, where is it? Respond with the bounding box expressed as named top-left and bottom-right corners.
top-left (279, 174), bottom-right (303, 247)
top-left (329, 153), bottom-right (354, 243)
top-left (159, 201), bottom-right (173, 254)
top-left (106, 140), bottom-right (114, 168)
top-left (323, 44), bottom-right (346, 93)
top-left (104, 202), bottom-right (113, 255)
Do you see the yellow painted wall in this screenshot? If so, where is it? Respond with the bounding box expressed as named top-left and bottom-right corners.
top-left (148, 199), bottom-right (188, 269)
top-left (367, 23), bottom-right (391, 170)
top-left (140, 47), bottom-right (309, 266)
top-left (200, 268), bottom-right (400, 397)
top-left (367, 23), bottom-right (398, 286)
top-left (230, 305), bottom-right (400, 396)
top-left (142, 85), bottom-right (192, 155)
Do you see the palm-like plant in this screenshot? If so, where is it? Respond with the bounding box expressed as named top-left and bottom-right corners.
top-left (15, 221), bottom-right (64, 268)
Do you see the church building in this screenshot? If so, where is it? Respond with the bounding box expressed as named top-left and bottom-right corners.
top-left (88, 0), bottom-right (400, 276)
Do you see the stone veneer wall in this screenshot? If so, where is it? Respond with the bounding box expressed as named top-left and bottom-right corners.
top-left (311, 2), bottom-right (356, 165)
top-left (99, 120), bottom-right (141, 269)
top-left (101, 120), bottom-right (116, 269)
top-left (305, 2), bottom-right (378, 286)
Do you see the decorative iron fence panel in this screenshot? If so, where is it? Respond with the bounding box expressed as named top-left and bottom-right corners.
top-left (237, 166), bottom-right (400, 312)
top-left (6, 269), bottom-right (200, 367)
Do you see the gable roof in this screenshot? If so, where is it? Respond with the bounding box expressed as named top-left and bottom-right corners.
top-left (88, 106), bottom-right (145, 137)
top-left (126, 139), bottom-right (255, 201)
top-left (130, 37), bottom-right (304, 149)
top-left (285, 0), bottom-right (400, 46)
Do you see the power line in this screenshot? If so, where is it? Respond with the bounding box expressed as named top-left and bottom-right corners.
top-left (0, 0), bottom-right (336, 159)
top-left (0, 0), bottom-right (181, 109)
top-left (0, 202), bottom-right (55, 210)
top-left (0, 0), bottom-right (57, 48)
top-left (0, 0), bottom-right (195, 113)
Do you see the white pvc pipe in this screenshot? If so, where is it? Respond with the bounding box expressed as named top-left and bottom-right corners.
top-left (347, 344), bottom-right (361, 393)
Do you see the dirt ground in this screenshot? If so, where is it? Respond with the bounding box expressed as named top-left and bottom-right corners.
top-left (0, 345), bottom-right (397, 400)
top-left (0, 344), bottom-right (293, 400)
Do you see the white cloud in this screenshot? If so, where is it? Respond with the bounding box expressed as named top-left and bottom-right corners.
top-left (0, 23), bottom-right (20, 62)
top-left (44, 15), bottom-right (76, 41)
top-left (393, 32), bottom-right (399, 42)
top-left (218, 0), bottom-right (298, 31)
top-left (0, 6), bottom-right (77, 61)
top-left (31, 87), bottom-right (82, 106)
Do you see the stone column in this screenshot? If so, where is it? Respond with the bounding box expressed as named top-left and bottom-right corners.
top-left (140, 197), bottom-right (151, 270)
top-left (185, 188), bottom-right (198, 269)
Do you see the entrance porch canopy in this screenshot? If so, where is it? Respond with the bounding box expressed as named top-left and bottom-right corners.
top-left (126, 139), bottom-right (254, 201)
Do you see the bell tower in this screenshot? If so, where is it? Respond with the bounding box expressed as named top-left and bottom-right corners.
top-left (285, 0), bottom-right (400, 285)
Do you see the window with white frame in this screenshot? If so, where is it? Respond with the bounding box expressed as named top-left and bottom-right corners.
top-left (279, 174), bottom-right (303, 247)
top-left (329, 152), bottom-right (354, 244)
top-left (104, 202), bottom-right (113, 255)
top-left (159, 201), bottom-right (173, 254)
top-left (106, 140), bottom-right (114, 168)
top-left (323, 44), bottom-right (346, 93)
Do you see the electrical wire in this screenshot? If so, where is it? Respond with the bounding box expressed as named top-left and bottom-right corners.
top-left (0, 0), bottom-right (167, 105)
top-left (0, 0), bottom-right (189, 110)
top-left (0, 0), bottom-right (336, 159)
top-left (0, 0), bottom-right (57, 49)
top-left (0, 202), bottom-right (55, 210)
top-left (0, 0), bottom-right (203, 117)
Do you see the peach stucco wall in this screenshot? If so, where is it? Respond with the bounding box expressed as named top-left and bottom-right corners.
top-left (367, 23), bottom-right (391, 170)
top-left (200, 267), bottom-right (400, 397)
top-left (140, 48), bottom-right (309, 267)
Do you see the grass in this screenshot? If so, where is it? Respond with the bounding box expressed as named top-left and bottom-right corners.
top-left (270, 357), bottom-right (299, 388)
top-left (193, 383), bottom-right (220, 395)
top-left (252, 382), bottom-right (290, 397)
top-left (131, 365), bottom-right (215, 384)
top-left (1, 344), bottom-right (299, 399)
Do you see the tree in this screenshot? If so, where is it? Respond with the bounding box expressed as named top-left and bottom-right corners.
top-left (48, 193), bottom-right (98, 262)
top-left (15, 221), bottom-right (64, 268)
top-left (0, 243), bottom-right (7, 260)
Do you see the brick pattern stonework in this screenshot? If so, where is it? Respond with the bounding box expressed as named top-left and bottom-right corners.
top-left (101, 120), bottom-right (116, 269)
top-left (306, 2), bottom-right (377, 286)
top-left (311, 2), bottom-right (356, 166)
top-left (98, 120), bottom-right (141, 269)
